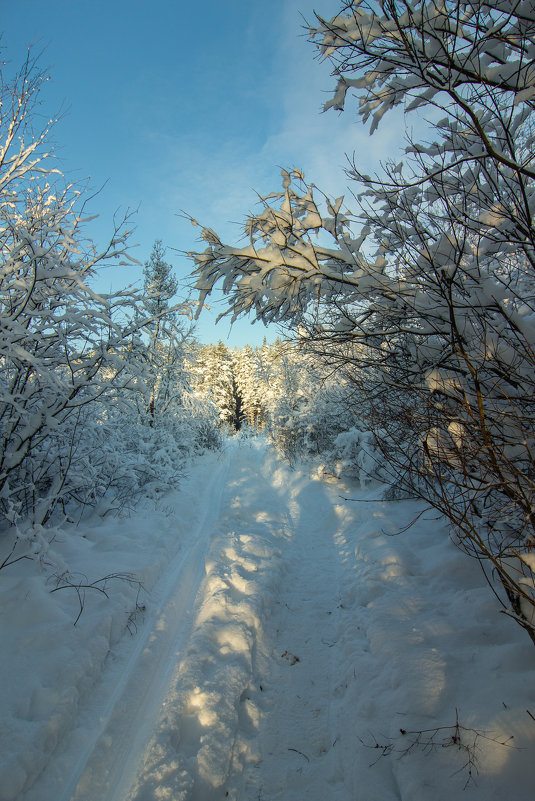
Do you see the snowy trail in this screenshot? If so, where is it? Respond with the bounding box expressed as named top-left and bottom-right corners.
top-left (226, 463), bottom-right (351, 800)
top-left (64, 448), bottom-right (232, 801)
top-left (19, 446), bottom-right (234, 801)
top-left (13, 440), bottom-right (535, 801)
top-left (122, 441), bottom-right (296, 800)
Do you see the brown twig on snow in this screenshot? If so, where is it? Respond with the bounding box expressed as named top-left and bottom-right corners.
top-left (360, 709), bottom-right (517, 788)
top-left (288, 748), bottom-right (310, 763)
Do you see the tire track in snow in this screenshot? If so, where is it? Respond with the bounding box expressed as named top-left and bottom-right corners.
top-left (27, 445), bottom-right (234, 801)
top-left (103, 443), bottom-right (366, 801)
top-left (123, 441), bottom-right (294, 800)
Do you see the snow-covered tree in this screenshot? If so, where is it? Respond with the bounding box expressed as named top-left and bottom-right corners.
top-left (0, 51), bottom-right (220, 551)
top-left (192, 342), bottom-right (243, 430)
top-left (249, 340), bottom-right (360, 463)
top-left (143, 240), bottom-right (178, 320)
top-left (188, 1), bottom-right (535, 643)
top-left (231, 345), bottom-right (265, 429)
top-left (0, 53), bottom-right (151, 528)
top-left (140, 240), bottom-right (193, 423)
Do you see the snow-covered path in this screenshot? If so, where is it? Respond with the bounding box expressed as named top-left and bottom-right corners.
top-left (226, 459), bottom-right (352, 801)
top-left (8, 440), bottom-right (535, 800)
top-left (57, 448), bottom-right (233, 801)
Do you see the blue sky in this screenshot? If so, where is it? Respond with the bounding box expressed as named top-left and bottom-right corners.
top-left (2, 0), bottom-right (396, 347)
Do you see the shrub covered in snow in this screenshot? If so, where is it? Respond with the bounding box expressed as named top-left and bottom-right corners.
top-left (0, 53), bottom-right (221, 567)
top-left (189, 1), bottom-right (535, 643)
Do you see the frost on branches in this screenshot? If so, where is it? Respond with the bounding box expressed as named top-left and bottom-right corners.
top-left (189, 1), bottom-right (535, 643)
top-left (0, 53), bottom-right (220, 570)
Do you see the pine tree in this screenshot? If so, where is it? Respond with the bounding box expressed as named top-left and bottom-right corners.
top-left (142, 240), bottom-right (181, 422)
top-left (232, 345), bottom-right (264, 429)
top-left (143, 240), bottom-right (178, 324)
top-left (193, 342), bottom-right (245, 431)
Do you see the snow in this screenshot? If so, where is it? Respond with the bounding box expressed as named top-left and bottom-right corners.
top-left (3, 439), bottom-right (535, 800)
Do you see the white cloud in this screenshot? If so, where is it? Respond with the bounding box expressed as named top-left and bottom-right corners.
top-left (117, 0), bottom-right (408, 345)
top-left (153, 0), bottom-right (404, 241)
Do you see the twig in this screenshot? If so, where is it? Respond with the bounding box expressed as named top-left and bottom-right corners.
top-left (338, 495), bottom-right (415, 502)
top-left (0, 540), bottom-right (32, 570)
top-left (360, 710), bottom-right (518, 788)
top-left (359, 735), bottom-right (394, 766)
top-left (50, 571), bottom-right (142, 625)
top-left (386, 506), bottom-right (436, 536)
top-left (288, 748), bottom-right (310, 763)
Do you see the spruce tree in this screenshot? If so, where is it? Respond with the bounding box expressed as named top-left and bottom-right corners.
top-left (142, 240), bottom-right (180, 421)
top-left (143, 240), bottom-right (178, 324)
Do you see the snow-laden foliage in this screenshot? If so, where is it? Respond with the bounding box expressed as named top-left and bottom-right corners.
top-left (190, 336), bottom-right (385, 483)
top-left (191, 341), bottom-right (244, 431)
top-left (313, 0), bottom-right (535, 134)
top-left (189, 1), bottom-right (535, 643)
top-left (0, 53), bottom-right (220, 564)
top-left (141, 240), bottom-right (197, 425)
top-left (243, 342), bottom-right (356, 464)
